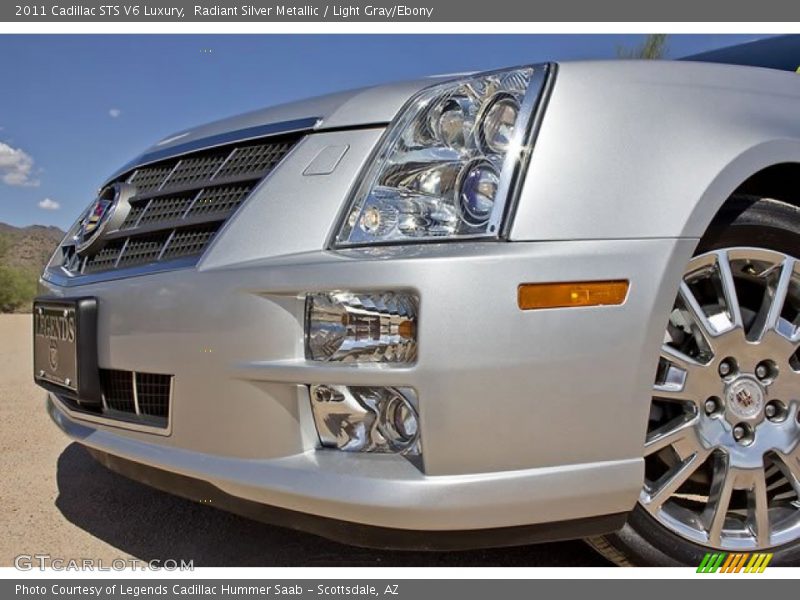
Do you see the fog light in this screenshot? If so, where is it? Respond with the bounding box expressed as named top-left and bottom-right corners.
top-left (310, 385), bottom-right (421, 455)
top-left (305, 292), bottom-right (418, 363)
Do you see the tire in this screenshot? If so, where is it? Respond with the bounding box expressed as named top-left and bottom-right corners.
top-left (587, 195), bottom-right (800, 567)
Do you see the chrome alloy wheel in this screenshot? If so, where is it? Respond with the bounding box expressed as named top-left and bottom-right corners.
top-left (644, 248), bottom-right (800, 550)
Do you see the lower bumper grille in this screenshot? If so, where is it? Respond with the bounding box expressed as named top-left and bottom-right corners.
top-left (61, 369), bottom-right (172, 429)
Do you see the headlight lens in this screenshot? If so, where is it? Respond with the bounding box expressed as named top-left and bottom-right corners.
top-left (334, 65), bottom-right (545, 247)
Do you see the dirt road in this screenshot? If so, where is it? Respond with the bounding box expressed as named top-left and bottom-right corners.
top-left (0, 314), bottom-right (608, 567)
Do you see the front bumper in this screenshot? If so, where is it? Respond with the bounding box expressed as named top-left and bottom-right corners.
top-left (43, 237), bottom-right (696, 539)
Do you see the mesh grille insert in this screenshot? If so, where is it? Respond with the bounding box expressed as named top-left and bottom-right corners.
top-left (116, 234), bottom-right (170, 268)
top-left (213, 141), bottom-right (295, 180)
top-left (127, 165), bottom-right (173, 193)
top-left (187, 185), bottom-right (251, 217)
top-left (121, 203), bottom-right (147, 230)
top-left (161, 154), bottom-right (227, 189)
top-left (162, 226), bottom-right (218, 261)
top-left (98, 368), bottom-right (172, 427)
top-left (136, 372), bottom-right (171, 418)
top-left (100, 370), bottom-right (135, 413)
top-left (83, 240), bottom-right (125, 273)
top-left (135, 194), bottom-right (195, 226)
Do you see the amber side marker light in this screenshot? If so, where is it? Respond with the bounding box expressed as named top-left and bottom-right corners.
top-left (518, 280), bottom-right (630, 310)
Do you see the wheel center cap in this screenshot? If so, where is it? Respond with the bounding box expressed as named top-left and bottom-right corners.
top-left (725, 376), bottom-right (765, 421)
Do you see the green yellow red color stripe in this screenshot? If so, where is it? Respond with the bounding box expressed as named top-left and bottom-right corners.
top-left (697, 552), bottom-right (773, 573)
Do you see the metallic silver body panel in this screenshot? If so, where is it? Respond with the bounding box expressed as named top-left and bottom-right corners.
top-left (44, 234), bottom-right (693, 528)
top-left (41, 59), bottom-right (800, 533)
top-left (512, 60), bottom-right (800, 241)
top-left (200, 129), bottom-right (384, 268)
top-left (49, 397), bottom-right (639, 530)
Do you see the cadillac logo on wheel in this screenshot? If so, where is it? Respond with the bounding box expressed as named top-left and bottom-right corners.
top-left (74, 182), bottom-right (135, 256)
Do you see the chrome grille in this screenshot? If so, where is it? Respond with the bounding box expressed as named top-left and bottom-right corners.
top-left (59, 132), bottom-right (302, 276)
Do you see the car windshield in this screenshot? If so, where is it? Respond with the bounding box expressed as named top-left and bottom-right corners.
top-left (682, 34), bottom-right (800, 72)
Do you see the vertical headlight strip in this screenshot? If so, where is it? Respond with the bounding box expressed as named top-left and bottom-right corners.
top-left (334, 64), bottom-right (551, 247)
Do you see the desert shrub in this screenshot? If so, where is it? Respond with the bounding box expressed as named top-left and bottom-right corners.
top-left (0, 265), bottom-right (37, 312)
top-left (0, 234), bottom-right (38, 312)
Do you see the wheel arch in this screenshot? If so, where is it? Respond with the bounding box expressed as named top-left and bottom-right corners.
top-left (684, 140), bottom-right (800, 239)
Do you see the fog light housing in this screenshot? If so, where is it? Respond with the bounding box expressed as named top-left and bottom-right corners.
top-left (310, 385), bottom-right (421, 455)
top-left (305, 292), bottom-right (418, 363)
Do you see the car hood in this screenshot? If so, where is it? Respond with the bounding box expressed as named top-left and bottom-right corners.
top-left (126, 77), bottom-right (453, 166)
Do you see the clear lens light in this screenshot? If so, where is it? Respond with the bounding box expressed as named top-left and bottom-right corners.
top-left (306, 292), bottom-right (418, 363)
top-left (335, 65), bottom-right (538, 247)
top-left (310, 385), bottom-right (421, 455)
top-left (479, 94), bottom-right (520, 153)
top-left (458, 160), bottom-right (499, 226)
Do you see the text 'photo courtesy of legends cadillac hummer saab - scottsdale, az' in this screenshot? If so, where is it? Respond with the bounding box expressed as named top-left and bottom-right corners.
top-left (32, 35), bottom-right (800, 567)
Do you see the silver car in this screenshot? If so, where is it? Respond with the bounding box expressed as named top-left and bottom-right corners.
top-left (35, 39), bottom-right (800, 567)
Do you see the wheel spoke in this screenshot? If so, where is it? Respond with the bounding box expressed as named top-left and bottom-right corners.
top-left (652, 382), bottom-right (695, 402)
top-left (751, 258), bottom-right (795, 343)
top-left (660, 343), bottom-right (703, 374)
top-left (716, 250), bottom-right (744, 331)
top-left (644, 451), bottom-right (706, 509)
top-left (644, 414), bottom-right (698, 456)
top-left (679, 281), bottom-right (718, 343)
top-left (776, 450), bottom-right (800, 497)
top-left (645, 248), bottom-right (800, 551)
top-left (655, 344), bottom-right (712, 404)
top-left (749, 470), bottom-right (771, 548)
top-left (704, 454), bottom-right (734, 547)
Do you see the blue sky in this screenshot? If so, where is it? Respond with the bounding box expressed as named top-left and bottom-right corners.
top-left (0, 34), bottom-right (767, 228)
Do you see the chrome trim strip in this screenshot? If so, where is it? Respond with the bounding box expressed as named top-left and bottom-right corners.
top-left (51, 389), bottom-right (173, 437)
top-left (105, 117), bottom-right (321, 184)
top-left (180, 189), bottom-right (206, 220)
top-left (131, 371), bottom-right (141, 416)
top-left (157, 230), bottom-right (176, 261)
top-left (499, 63), bottom-right (556, 239)
top-left (157, 159), bottom-right (184, 192)
top-left (487, 64), bottom-right (550, 236)
top-left (43, 256), bottom-right (200, 287)
top-left (133, 199), bottom-right (151, 229)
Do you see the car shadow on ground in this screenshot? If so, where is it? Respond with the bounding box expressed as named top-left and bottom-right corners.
top-left (55, 443), bottom-right (610, 567)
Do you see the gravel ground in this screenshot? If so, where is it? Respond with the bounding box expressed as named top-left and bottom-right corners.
top-left (0, 314), bottom-right (609, 567)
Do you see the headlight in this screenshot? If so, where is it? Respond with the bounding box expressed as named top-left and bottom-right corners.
top-left (334, 64), bottom-right (548, 247)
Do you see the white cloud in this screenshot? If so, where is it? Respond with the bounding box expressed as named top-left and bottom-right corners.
top-left (0, 141), bottom-right (38, 187)
top-left (109, 108), bottom-right (122, 118)
top-left (38, 197), bottom-right (60, 211)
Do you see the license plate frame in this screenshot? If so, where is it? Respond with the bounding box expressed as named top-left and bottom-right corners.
top-left (33, 297), bottom-right (101, 405)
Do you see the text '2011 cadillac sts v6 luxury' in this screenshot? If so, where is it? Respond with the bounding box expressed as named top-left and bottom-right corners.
top-left (35, 38), bottom-right (800, 566)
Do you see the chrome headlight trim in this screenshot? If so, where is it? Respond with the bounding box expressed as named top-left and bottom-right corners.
top-left (331, 63), bottom-right (552, 248)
